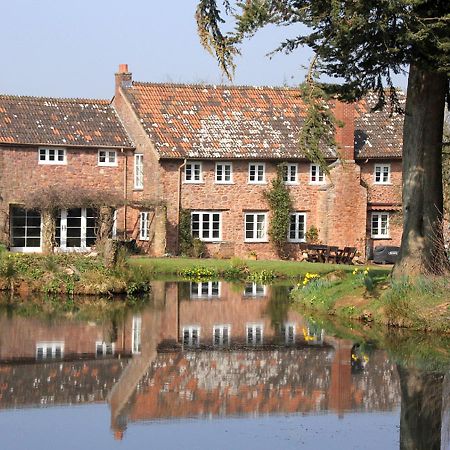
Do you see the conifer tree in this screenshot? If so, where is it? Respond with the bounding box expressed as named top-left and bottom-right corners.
top-left (196, 0), bottom-right (450, 276)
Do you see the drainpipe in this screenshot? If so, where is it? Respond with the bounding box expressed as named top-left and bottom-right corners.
top-left (123, 149), bottom-right (128, 240)
top-left (176, 159), bottom-right (187, 254)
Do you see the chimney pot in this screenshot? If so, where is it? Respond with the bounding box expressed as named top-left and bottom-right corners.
top-left (118, 64), bottom-right (129, 74)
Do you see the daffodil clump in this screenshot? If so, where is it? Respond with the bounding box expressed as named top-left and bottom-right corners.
top-left (352, 267), bottom-right (370, 276)
top-left (301, 272), bottom-right (320, 287)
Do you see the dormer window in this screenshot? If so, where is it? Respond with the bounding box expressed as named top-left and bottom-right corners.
top-left (98, 149), bottom-right (117, 166)
top-left (38, 147), bottom-right (66, 165)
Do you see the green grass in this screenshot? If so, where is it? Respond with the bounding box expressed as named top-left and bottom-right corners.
top-left (129, 256), bottom-right (390, 280)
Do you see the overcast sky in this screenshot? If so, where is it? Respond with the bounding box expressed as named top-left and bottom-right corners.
top-left (2, 0), bottom-right (408, 99)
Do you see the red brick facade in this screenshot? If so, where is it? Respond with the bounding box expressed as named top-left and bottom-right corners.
top-left (0, 66), bottom-right (404, 259)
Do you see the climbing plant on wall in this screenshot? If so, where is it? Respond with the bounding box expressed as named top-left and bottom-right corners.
top-left (264, 164), bottom-right (292, 258)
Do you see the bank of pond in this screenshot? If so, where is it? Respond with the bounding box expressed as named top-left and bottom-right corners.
top-left (0, 253), bottom-right (448, 334)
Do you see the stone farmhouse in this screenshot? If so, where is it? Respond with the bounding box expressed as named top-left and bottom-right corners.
top-left (0, 64), bottom-right (404, 259)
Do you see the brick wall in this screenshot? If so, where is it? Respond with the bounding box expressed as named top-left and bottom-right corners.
top-left (0, 144), bottom-right (133, 246)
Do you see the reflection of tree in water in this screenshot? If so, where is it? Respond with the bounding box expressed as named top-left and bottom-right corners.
top-left (265, 285), bottom-right (290, 336)
top-left (398, 366), bottom-right (446, 450)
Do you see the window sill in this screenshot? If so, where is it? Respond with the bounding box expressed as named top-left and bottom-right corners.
top-left (133, 188), bottom-right (144, 191)
top-left (38, 161), bottom-right (67, 166)
top-left (371, 236), bottom-right (391, 240)
top-left (183, 181), bottom-right (205, 185)
top-left (373, 182), bottom-right (393, 186)
top-left (287, 240), bottom-right (306, 244)
top-left (244, 240), bottom-right (269, 243)
top-left (284, 182), bottom-right (299, 186)
top-left (98, 163), bottom-right (118, 168)
top-left (215, 181), bottom-right (235, 185)
top-left (308, 181), bottom-right (326, 186)
top-left (247, 181), bottom-right (267, 185)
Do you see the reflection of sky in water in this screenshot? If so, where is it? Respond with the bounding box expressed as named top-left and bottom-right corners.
top-left (0, 405), bottom-right (399, 450)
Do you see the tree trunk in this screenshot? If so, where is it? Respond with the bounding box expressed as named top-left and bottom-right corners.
top-left (393, 65), bottom-right (449, 277)
top-left (41, 209), bottom-right (56, 254)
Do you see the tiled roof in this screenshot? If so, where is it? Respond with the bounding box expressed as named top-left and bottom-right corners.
top-left (123, 82), bottom-right (404, 160)
top-left (123, 82), bottom-right (325, 159)
top-left (0, 95), bottom-right (133, 148)
top-left (355, 91), bottom-right (405, 159)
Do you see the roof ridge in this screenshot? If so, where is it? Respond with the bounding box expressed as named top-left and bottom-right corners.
top-left (0, 94), bottom-right (111, 104)
top-left (131, 81), bottom-right (300, 91)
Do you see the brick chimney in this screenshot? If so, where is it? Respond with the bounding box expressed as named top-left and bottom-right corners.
top-left (334, 101), bottom-right (355, 161)
top-left (115, 64), bottom-right (132, 93)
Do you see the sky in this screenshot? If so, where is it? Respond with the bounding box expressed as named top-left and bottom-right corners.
top-left (2, 0), bottom-right (408, 100)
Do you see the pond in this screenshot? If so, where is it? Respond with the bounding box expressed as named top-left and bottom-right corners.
top-left (0, 280), bottom-right (449, 450)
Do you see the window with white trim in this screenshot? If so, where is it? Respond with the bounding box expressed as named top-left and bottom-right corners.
top-left (281, 323), bottom-right (295, 345)
top-left (182, 326), bottom-right (200, 348)
top-left (215, 162), bottom-right (233, 183)
top-left (310, 164), bottom-right (325, 184)
top-left (139, 211), bottom-right (150, 240)
top-left (243, 283), bottom-right (267, 297)
top-left (132, 316), bottom-right (142, 354)
top-left (10, 206), bottom-right (41, 250)
top-left (244, 212), bottom-right (267, 242)
top-left (36, 342), bottom-right (64, 360)
top-left (134, 154), bottom-right (144, 189)
top-left (213, 325), bottom-right (230, 346)
top-left (38, 147), bottom-right (66, 165)
top-left (371, 212), bottom-right (390, 238)
top-left (248, 162), bottom-right (266, 183)
top-left (246, 324), bottom-right (263, 345)
top-left (190, 281), bottom-right (221, 298)
top-left (98, 149), bottom-right (117, 166)
top-left (374, 164), bottom-right (391, 184)
top-left (185, 161), bottom-right (202, 182)
top-left (283, 163), bottom-right (298, 184)
top-left (191, 211), bottom-right (221, 241)
top-left (96, 341), bottom-right (115, 356)
top-left (306, 322), bottom-right (324, 345)
top-left (288, 212), bottom-right (306, 242)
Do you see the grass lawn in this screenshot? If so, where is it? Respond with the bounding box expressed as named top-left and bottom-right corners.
top-left (129, 256), bottom-right (391, 279)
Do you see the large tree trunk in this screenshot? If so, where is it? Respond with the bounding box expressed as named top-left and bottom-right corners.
top-left (41, 209), bottom-right (56, 254)
top-left (393, 65), bottom-right (449, 277)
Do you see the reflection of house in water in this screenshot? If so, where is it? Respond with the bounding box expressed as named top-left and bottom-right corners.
top-left (0, 312), bottom-right (134, 409)
top-left (108, 282), bottom-right (402, 439)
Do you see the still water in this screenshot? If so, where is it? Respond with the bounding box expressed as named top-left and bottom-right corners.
top-left (0, 281), bottom-right (448, 450)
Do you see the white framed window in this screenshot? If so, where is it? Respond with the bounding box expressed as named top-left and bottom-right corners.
top-left (98, 149), bottom-right (117, 167)
top-left (243, 283), bottom-right (267, 297)
top-left (283, 163), bottom-right (298, 184)
top-left (213, 325), bottom-right (230, 347)
top-left (96, 341), bottom-right (115, 356)
top-left (38, 147), bottom-right (66, 165)
top-left (310, 163), bottom-right (325, 184)
top-left (215, 162), bottom-right (233, 183)
top-left (246, 323), bottom-right (263, 345)
top-left (182, 326), bottom-right (200, 348)
top-left (134, 154), bottom-right (144, 189)
top-left (374, 164), bottom-right (391, 184)
top-left (185, 161), bottom-right (203, 183)
top-left (190, 281), bottom-right (221, 298)
top-left (371, 212), bottom-right (390, 238)
top-left (191, 211), bottom-right (221, 241)
top-left (36, 342), bottom-right (64, 360)
top-left (244, 212), bottom-right (267, 242)
top-left (139, 211), bottom-right (150, 241)
top-left (132, 315), bottom-right (142, 354)
top-left (281, 323), bottom-right (295, 345)
top-left (10, 206), bottom-right (42, 251)
top-left (288, 212), bottom-right (306, 243)
top-left (248, 162), bottom-right (266, 184)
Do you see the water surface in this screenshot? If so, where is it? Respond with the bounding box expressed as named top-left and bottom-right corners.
top-left (0, 281), bottom-right (448, 449)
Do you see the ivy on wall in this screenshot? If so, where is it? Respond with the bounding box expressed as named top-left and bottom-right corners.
top-left (264, 164), bottom-right (293, 258)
